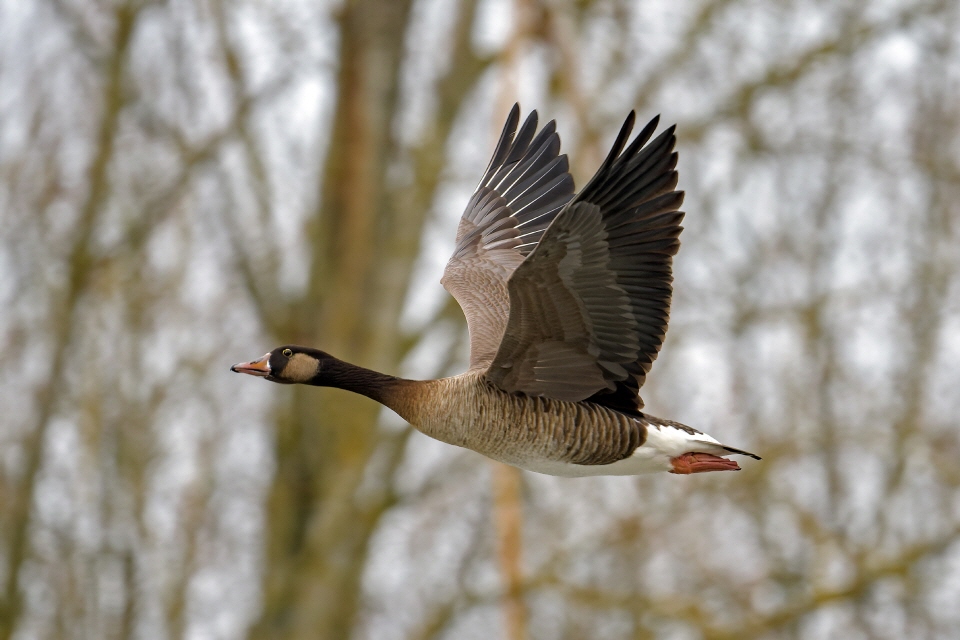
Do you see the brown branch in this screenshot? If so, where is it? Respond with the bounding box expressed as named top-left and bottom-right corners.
top-left (719, 528), bottom-right (960, 639)
top-left (0, 4), bottom-right (141, 637)
top-left (682, 1), bottom-right (944, 142)
top-left (491, 462), bottom-right (527, 640)
top-left (485, 1), bottom-right (538, 637)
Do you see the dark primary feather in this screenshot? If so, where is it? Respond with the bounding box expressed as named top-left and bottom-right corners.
top-left (442, 105), bottom-right (575, 370)
top-left (486, 113), bottom-right (685, 414)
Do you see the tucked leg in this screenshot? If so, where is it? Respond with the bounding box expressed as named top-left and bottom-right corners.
top-left (670, 452), bottom-right (741, 474)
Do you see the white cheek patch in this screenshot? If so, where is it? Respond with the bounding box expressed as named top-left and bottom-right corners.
top-left (284, 353), bottom-right (319, 382)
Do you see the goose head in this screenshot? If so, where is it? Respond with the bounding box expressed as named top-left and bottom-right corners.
top-left (231, 346), bottom-right (331, 385)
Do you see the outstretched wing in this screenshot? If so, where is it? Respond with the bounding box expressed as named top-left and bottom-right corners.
top-left (486, 113), bottom-right (684, 414)
top-left (442, 105), bottom-right (575, 370)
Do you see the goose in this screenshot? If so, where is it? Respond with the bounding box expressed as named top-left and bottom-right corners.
top-left (232, 105), bottom-right (759, 476)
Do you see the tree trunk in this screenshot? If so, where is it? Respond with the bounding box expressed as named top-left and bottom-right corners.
top-left (249, 1), bottom-right (414, 637)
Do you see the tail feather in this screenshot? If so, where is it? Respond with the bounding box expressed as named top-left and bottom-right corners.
top-left (641, 415), bottom-right (761, 464)
top-left (721, 445), bottom-right (761, 460)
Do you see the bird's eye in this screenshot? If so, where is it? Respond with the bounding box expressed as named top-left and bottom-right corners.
top-left (282, 349), bottom-right (292, 357)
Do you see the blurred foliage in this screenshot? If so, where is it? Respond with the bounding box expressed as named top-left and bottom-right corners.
top-left (1, 0), bottom-right (959, 638)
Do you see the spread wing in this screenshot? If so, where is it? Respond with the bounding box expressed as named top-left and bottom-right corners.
top-left (442, 105), bottom-right (575, 370)
top-left (486, 113), bottom-right (684, 414)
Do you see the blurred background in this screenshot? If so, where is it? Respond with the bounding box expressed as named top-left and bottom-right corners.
top-left (2, 0), bottom-right (960, 638)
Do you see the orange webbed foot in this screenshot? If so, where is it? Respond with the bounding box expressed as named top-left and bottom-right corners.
top-left (669, 452), bottom-right (741, 474)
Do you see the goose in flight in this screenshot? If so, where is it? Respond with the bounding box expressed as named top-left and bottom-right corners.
top-left (232, 105), bottom-right (759, 476)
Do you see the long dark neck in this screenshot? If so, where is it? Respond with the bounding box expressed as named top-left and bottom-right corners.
top-left (308, 358), bottom-right (410, 407)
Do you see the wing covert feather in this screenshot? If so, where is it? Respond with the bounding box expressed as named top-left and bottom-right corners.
top-left (486, 114), bottom-right (684, 413)
top-left (442, 105), bottom-right (575, 370)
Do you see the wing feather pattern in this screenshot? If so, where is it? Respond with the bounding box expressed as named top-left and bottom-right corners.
top-left (442, 105), bottom-right (575, 370)
top-left (486, 113), bottom-right (684, 414)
